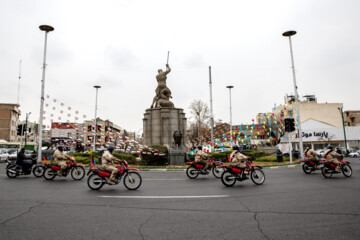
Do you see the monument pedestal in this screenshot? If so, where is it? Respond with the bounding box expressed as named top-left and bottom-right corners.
top-left (170, 149), bottom-right (186, 165)
top-left (143, 107), bottom-right (187, 149)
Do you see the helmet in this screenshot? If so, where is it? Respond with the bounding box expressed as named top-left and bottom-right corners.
top-left (58, 145), bottom-right (64, 151)
top-left (107, 145), bottom-right (115, 153)
top-left (197, 145), bottom-right (202, 150)
top-left (20, 147), bottom-right (26, 152)
top-left (232, 145), bottom-right (240, 151)
top-left (327, 145), bottom-right (333, 150)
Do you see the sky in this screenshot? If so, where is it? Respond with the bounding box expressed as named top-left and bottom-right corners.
top-left (1, 0), bottom-right (359, 135)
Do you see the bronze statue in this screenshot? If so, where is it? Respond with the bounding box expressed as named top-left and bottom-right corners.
top-left (150, 64), bottom-right (174, 108)
top-left (173, 130), bottom-right (183, 148)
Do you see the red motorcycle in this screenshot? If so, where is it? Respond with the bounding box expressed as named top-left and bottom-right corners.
top-left (43, 157), bottom-right (85, 180)
top-left (186, 157), bottom-right (223, 179)
top-left (220, 161), bottom-right (265, 187)
top-left (300, 158), bottom-right (322, 174)
top-left (87, 160), bottom-right (142, 190)
top-left (320, 158), bottom-right (352, 178)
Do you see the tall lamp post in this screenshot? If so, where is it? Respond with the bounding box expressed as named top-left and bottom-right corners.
top-left (24, 112), bottom-right (31, 148)
top-left (93, 85), bottom-right (101, 151)
top-left (226, 86), bottom-right (234, 144)
top-left (282, 30), bottom-right (304, 159)
top-left (338, 107), bottom-right (348, 155)
top-left (37, 25), bottom-right (54, 163)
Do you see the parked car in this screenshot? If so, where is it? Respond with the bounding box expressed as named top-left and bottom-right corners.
top-left (6, 149), bottom-right (18, 161)
top-left (0, 149), bottom-right (9, 162)
top-left (348, 151), bottom-right (360, 157)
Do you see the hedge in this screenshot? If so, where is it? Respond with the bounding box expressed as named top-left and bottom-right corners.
top-left (140, 145), bottom-right (169, 165)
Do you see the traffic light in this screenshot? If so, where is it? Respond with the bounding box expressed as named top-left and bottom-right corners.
top-left (17, 124), bottom-right (24, 136)
top-left (284, 118), bottom-right (296, 132)
top-left (289, 118), bottom-right (296, 132)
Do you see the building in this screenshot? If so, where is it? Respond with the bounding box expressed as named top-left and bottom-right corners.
top-left (344, 110), bottom-right (360, 126)
top-left (0, 103), bottom-right (20, 142)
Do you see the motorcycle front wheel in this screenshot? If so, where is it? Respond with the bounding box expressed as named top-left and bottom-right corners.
top-left (212, 165), bottom-right (223, 178)
top-left (342, 164), bottom-right (352, 177)
top-left (251, 169), bottom-right (265, 185)
top-left (71, 166), bottom-right (85, 180)
top-left (33, 165), bottom-right (44, 177)
top-left (221, 171), bottom-right (236, 187)
top-left (186, 166), bottom-right (199, 179)
top-left (87, 174), bottom-right (104, 190)
top-left (123, 172), bottom-right (142, 190)
top-left (321, 166), bottom-right (332, 178)
top-left (6, 165), bottom-right (17, 178)
top-left (43, 168), bottom-right (56, 180)
top-left (302, 164), bottom-right (312, 174)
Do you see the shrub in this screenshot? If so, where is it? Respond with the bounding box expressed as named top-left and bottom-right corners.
top-left (140, 145), bottom-right (169, 165)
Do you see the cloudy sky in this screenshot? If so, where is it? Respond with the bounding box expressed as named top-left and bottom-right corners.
top-left (1, 0), bottom-right (359, 134)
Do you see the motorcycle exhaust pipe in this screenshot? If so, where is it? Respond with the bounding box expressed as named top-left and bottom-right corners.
top-left (8, 169), bottom-right (17, 174)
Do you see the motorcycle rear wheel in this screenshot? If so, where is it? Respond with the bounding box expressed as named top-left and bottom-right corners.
top-left (33, 166), bottom-right (44, 177)
top-left (212, 165), bottom-right (223, 178)
top-left (123, 172), bottom-right (142, 190)
top-left (6, 165), bottom-right (17, 178)
top-left (71, 166), bottom-right (85, 180)
top-left (221, 171), bottom-right (236, 187)
top-left (302, 164), bottom-right (312, 174)
top-left (87, 174), bottom-right (104, 190)
top-left (251, 169), bottom-right (265, 185)
top-left (342, 164), bottom-right (352, 177)
top-left (43, 168), bottom-right (56, 180)
top-left (186, 166), bottom-right (199, 179)
top-left (321, 166), bottom-right (332, 178)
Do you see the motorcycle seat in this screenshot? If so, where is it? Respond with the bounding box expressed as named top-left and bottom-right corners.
top-left (98, 167), bottom-right (106, 171)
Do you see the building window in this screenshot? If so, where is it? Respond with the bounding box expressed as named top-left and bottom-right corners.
top-left (351, 117), bottom-right (355, 123)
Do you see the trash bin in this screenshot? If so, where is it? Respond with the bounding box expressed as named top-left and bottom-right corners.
top-left (277, 149), bottom-right (283, 162)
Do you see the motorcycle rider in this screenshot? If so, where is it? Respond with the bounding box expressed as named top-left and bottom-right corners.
top-left (102, 145), bottom-right (123, 185)
top-left (304, 147), bottom-right (320, 161)
top-left (16, 147), bottom-right (32, 172)
top-left (194, 145), bottom-right (209, 174)
top-left (230, 145), bottom-right (250, 174)
top-left (324, 145), bottom-right (342, 172)
top-left (54, 145), bottom-right (70, 175)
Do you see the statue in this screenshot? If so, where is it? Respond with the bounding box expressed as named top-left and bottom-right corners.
top-left (173, 130), bottom-right (183, 148)
top-left (150, 64), bottom-right (174, 108)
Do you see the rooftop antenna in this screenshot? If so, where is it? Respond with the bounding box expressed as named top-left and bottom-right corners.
top-left (17, 59), bottom-right (22, 104)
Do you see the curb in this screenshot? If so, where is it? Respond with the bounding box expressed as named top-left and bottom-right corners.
top-left (139, 164), bottom-right (300, 171)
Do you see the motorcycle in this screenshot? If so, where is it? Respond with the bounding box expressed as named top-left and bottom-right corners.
top-left (220, 161), bottom-right (265, 187)
top-left (87, 160), bottom-right (142, 190)
top-left (320, 158), bottom-right (352, 178)
top-left (6, 159), bottom-right (45, 178)
top-left (185, 157), bottom-right (223, 179)
top-left (43, 157), bottom-right (85, 180)
top-left (300, 158), bottom-right (322, 174)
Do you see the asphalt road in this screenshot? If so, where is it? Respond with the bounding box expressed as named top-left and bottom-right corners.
top-left (0, 158), bottom-right (359, 240)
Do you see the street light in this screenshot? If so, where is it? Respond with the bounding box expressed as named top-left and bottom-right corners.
top-left (93, 85), bottom-right (101, 151)
top-left (37, 25), bottom-right (54, 163)
top-left (226, 86), bottom-right (234, 144)
top-left (282, 30), bottom-right (304, 160)
top-left (24, 112), bottom-right (31, 147)
top-left (338, 107), bottom-right (348, 155)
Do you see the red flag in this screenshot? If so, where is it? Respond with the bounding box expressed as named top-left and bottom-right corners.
top-left (44, 156), bottom-right (47, 162)
top-left (91, 156), bottom-right (95, 166)
top-left (227, 155), bottom-right (231, 162)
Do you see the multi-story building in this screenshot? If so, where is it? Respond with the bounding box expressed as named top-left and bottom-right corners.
top-left (0, 103), bottom-right (20, 142)
top-left (344, 110), bottom-right (360, 126)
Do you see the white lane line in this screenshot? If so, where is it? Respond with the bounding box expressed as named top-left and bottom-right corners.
top-left (143, 179), bottom-right (186, 181)
top-left (99, 195), bottom-right (229, 199)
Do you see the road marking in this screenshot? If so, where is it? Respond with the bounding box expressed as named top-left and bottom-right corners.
top-left (99, 195), bottom-right (229, 199)
top-left (143, 179), bottom-right (186, 181)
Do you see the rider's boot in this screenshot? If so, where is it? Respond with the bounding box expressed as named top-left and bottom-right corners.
top-left (108, 179), bottom-right (116, 185)
top-left (335, 166), bottom-right (341, 173)
top-left (57, 170), bottom-right (62, 176)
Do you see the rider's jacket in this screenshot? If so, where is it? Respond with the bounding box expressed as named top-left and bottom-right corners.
top-left (324, 149), bottom-right (341, 161)
top-left (102, 150), bottom-right (117, 166)
top-left (230, 150), bottom-right (249, 165)
top-left (195, 150), bottom-right (208, 162)
top-left (53, 149), bottom-right (69, 162)
top-left (304, 148), bottom-right (318, 160)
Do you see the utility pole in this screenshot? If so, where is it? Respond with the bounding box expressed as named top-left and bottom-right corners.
top-left (209, 66), bottom-right (215, 150)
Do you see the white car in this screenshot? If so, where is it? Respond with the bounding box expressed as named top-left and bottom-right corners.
top-left (0, 149), bottom-right (9, 162)
top-left (315, 149), bottom-right (326, 157)
top-left (348, 152), bottom-right (360, 158)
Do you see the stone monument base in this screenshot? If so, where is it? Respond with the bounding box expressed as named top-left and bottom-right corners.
top-left (170, 149), bottom-right (186, 165)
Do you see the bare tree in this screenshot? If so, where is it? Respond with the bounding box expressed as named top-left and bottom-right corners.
top-left (188, 100), bottom-right (211, 146)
